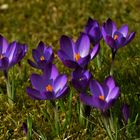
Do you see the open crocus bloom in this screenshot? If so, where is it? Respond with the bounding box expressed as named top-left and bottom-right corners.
top-left (80, 76), bottom-right (119, 112)
top-left (71, 67), bottom-right (92, 92)
top-left (84, 17), bottom-right (102, 45)
top-left (0, 35), bottom-right (27, 70)
top-left (26, 63), bottom-right (69, 100)
top-left (28, 41), bottom-right (54, 70)
top-left (57, 33), bottom-right (100, 69)
top-left (102, 18), bottom-right (135, 53)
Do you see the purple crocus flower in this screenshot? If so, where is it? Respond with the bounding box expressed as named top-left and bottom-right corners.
top-left (0, 35), bottom-right (27, 71)
top-left (26, 63), bottom-right (69, 100)
top-left (71, 67), bottom-right (92, 92)
top-left (28, 41), bottom-right (54, 70)
top-left (102, 18), bottom-right (135, 54)
top-left (58, 33), bottom-right (100, 69)
top-left (84, 17), bottom-right (102, 45)
top-left (80, 76), bottom-right (119, 112)
top-left (122, 103), bottom-right (130, 123)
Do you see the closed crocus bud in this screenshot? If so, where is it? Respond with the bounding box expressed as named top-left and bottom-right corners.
top-left (122, 103), bottom-right (130, 123)
top-left (84, 17), bottom-right (102, 45)
top-left (22, 122), bottom-right (28, 135)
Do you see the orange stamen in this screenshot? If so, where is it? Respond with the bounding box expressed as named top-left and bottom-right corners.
top-left (99, 95), bottom-right (105, 101)
top-left (40, 56), bottom-right (45, 61)
top-left (0, 55), bottom-right (4, 59)
top-left (74, 53), bottom-right (80, 62)
top-left (46, 84), bottom-right (53, 92)
top-left (114, 35), bottom-right (118, 40)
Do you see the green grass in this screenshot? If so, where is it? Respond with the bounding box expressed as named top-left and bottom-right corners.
top-left (0, 0), bottom-right (140, 139)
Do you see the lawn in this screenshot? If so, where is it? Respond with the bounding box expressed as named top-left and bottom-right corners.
top-left (0, 0), bottom-right (140, 139)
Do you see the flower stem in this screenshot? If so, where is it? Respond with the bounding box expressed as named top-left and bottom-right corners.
top-left (79, 102), bottom-right (85, 126)
top-left (4, 70), bottom-right (14, 105)
top-left (110, 51), bottom-right (116, 76)
top-left (101, 113), bottom-right (114, 140)
top-left (51, 101), bottom-right (60, 136)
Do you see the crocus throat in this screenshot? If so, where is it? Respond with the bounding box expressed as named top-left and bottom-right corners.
top-left (114, 35), bottom-right (118, 40)
top-left (40, 56), bottom-right (45, 61)
top-left (74, 53), bottom-right (81, 62)
top-left (99, 95), bottom-right (105, 101)
top-left (0, 54), bottom-right (4, 59)
top-left (46, 84), bottom-right (53, 92)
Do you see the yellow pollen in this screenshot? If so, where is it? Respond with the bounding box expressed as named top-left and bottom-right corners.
top-left (74, 53), bottom-right (80, 62)
top-left (99, 95), bottom-right (105, 101)
top-left (114, 35), bottom-right (118, 40)
top-left (0, 55), bottom-right (4, 59)
top-left (40, 56), bottom-right (45, 61)
top-left (46, 84), bottom-right (53, 92)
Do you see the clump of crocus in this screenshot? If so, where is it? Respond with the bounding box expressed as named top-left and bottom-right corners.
top-left (122, 103), bottom-right (130, 123)
top-left (26, 63), bottom-right (69, 100)
top-left (102, 18), bottom-right (135, 55)
top-left (28, 41), bottom-right (54, 70)
top-left (57, 33), bottom-right (100, 69)
top-left (71, 67), bottom-right (92, 92)
top-left (0, 35), bottom-right (27, 104)
top-left (84, 17), bottom-right (102, 45)
top-left (80, 76), bottom-right (119, 112)
top-left (0, 35), bottom-right (27, 71)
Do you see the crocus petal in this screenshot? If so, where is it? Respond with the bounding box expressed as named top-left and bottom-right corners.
top-left (90, 43), bottom-right (100, 59)
top-left (90, 80), bottom-right (104, 97)
top-left (0, 57), bottom-right (9, 70)
top-left (32, 49), bottom-right (40, 62)
top-left (106, 35), bottom-right (116, 49)
top-left (6, 41), bottom-right (17, 62)
top-left (43, 64), bottom-right (59, 81)
top-left (37, 41), bottom-right (45, 52)
top-left (85, 18), bottom-right (99, 33)
top-left (103, 76), bottom-right (115, 93)
top-left (59, 58), bottom-right (78, 69)
top-left (60, 35), bottom-right (75, 60)
top-left (44, 47), bottom-right (54, 61)
top-left (28, 59), bottom-right (38, 68)
top-left (0, 35), bottom-right (8, 54)
top-left (118, 25), bottom-right (128, 37)
top-left (78, 54), bottom-right (90, 68)
top-left (30, 74), bottom-right (46, 91)
top-left (104, 18), bottom-right (117, 36)
top-left (43, 91), bottom-right (56, 100)
top-left (117, 37), bottom-right (126, 48)
top-left (58, 50), bottom-right (73, 61)
top-left (54, 75), bottom-right (67, 93)
top-left (76, 33), bottom-right (90, 57)
top-left (72, 77), bottom-right (88, 92)
top-left (125, 32), bottom-right (135, 45)
top-left (105, 87), bottom-right (119, 103)
top-left (55, 86), bottom-right (69, 99)
top-left (26, 87), bottom-right (46, 100)
top-left (80, 93), bottom-right (105, 110)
